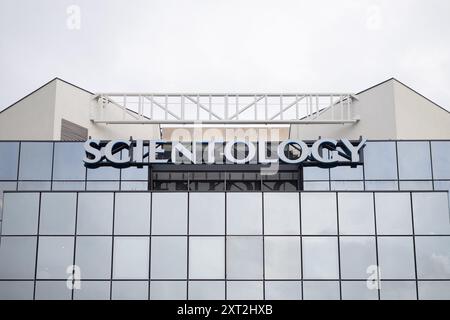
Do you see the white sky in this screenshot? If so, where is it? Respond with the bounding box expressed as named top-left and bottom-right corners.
top-left (1, 0), bottom-right (449, 111)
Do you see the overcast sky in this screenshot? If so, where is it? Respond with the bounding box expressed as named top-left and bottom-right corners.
top-left (1, 0), bottom-right (449, 111)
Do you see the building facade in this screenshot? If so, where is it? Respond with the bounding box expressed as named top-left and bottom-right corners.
top-left (0, 78), bottom-right (449, 300)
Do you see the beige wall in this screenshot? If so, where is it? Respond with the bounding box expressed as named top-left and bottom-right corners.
top-left (0, 80), bottom-right (56, 140)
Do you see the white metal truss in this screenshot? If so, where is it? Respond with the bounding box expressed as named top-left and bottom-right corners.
top-left (91, 93), bottom-right (359, 125)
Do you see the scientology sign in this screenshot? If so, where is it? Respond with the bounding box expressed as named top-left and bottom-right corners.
top-left (83, 138), bottom-right (367, 167)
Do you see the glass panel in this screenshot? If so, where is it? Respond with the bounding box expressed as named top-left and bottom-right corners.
top-left (227, 236), bottom-right (263, 279)
top-left (189, 237), bottom-right (224, 279)
top-left (39, 193), bottom-right (76, 235)
top-left (303, 181), bottom-right (329, 191)
top-left (113, 237), bottom-right (149, 279)
top-left (114, 193), bottom-right (151, 235)
top-left (302, 281), bottom-right (340, 300)
top-left (77, 193), bottom-right (113, 235)
top-left (152, 172), bottom-right (188, 191)
top-left (35, 281), bottom-right (72, 300)
top-left (375, 193), bottom-right (413, 235)
top-left (330, 181), bottom-right (364, 191)
top-left (86, 181), bottom-right (120, 191)
top-left (265, 281), bottom-right (301, 300)
top-left (397, 142), bottom-right (432, 180)
top-left (0, 237), bottom-right (37, 279)
top-left (120, 181), bottom-right (148, 191)
top-left (18, 181), bottom-right (51, 191)
top-left (152, 193), bottom-right (187, 235)
top-left (52, 181), bottom-right (85, 191)
top-left (53, 142), bottom-right (86, 180)
top-left (19, 142), bottom-right (53, 180)
top-left (364, 142), bottom-right (398, 180)
top-left (227, 281), bottom-right (263, 300)
top-left (415, 236), bottom-right (450, 279)
top-left (340, 237), bottom-right (377, 279)
top-left (365, 181), bottom-right (398, 191)
top-left (73, 281), bottom-right (110, 300)
top-left (341, 281), bottom-right (378, 300)
top-left (399, 181), bottom-right (433, 191)
top-left (301, 193), bottom-right (337, 235)
top-left (150, 281), bottom-right (186, 300)
top-left (338, 193), bottom-right (375, 235)
top-left (302, 237), bottom-right (339, 279)
top-left (264, 237), bottom-right (301, 279)
top-left (227, 193), bottom-right (262, 235)
top-left (303, 167), bottom-right (329, 181)
top-left (75, 237), bottom-right (112, 279)
top-left (418, 281), bottom-right (450, 300)
top-left (0, 182), bottom-right (16, 218)
top-left (86, 166), bottom-right (120, 181)
top-left (150, 237), bottom-right (187, 280)
top-left (264, 193), bottom-right (300, 235)
top-left (413, 192), bottom-right (450, 235)
top-left (2, 192), bottom-right (39, 235)
top-left (431, 141), bottom-right (450, 179)
top-left (188, 281), bottom-right (225, 300)
top-left (189, 193), bottom-right (225, 235)
top-left (0, 142), bottom-right (19, 180)
top-left (380, 281), bottom-right (417, 300)
top-left (111, 281), bottom-right (148, 300)
top-left (330, 166), bottom-right (363, 181)
top-left (121, 167), bottom-right (148, 180)
top-left (0, 281), bottom-right (34, 300)
top-left (378, 237), bottom-right (415, 279)
top-left (37, 237), bottom-right (74, 279)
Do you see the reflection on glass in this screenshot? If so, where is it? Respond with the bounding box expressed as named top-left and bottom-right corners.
top-left (303, 167), bottom-right (329, 181)
top-left (40, 193), bottom-right (76, 235)
top-left (264, 237), bottom-right (301, 279)
top-left (301, 193), bottom-right (337, 235)
top-left (113, 237), bottom-right (149, 279)
top-left (380, 281), bottom-right (417, 300)
top-left (150, 237), bottom-right (187, 279)
top-left (413, 193), bottom-right (450, 235)
top-left (330, 166), bottom-right (363, 181)
top-left (77, 193), bottom-right (113, 235)
top-left (150, 281), bottom-right (186, 300)
top-left (340, 237), bottom-right (377, 279)
top-left (338, 193), bottom-right (375, 235)
top-left (378, 237), bottom-right (415, 279)
top-left (397, 142), bottom-right (432, 180)
top-left (415, 237), bottom-right (450, 279)
top-left (2, 192), bottom-right (39, 235)
top-left (53, 142), bottom-right (86, 180)
top-left (399, 181), bottom-right (433, 191)
top-left (35, 281), bottom-right (72, 300)
top-left (37, 237), bottom-right (74, 279)
top-left (265, 281), bottom-right (301, 300)
top-left (19, 142), bottom-right (53, 180)
top-left (264, 193), bottom-right (300, 235)
top-left (302, 281), bottom-right (340, 300)
top-left (152, 193), bottom-right (187, 235)
top-left (227, 193), bottom-right (262, 235)
top-left (227, 236), bottom-right (263, 279)
top-left (375, 193), bottom-right (412, 235)
top-left (75, 237), bottom-right (112, 279)
top-left (0, 237), bottom-right (37, 279)
top-left (114, 193), bottom-right (151, 235)
top-left (189, 237), bottom-right (224, 279)
top-left (418, 281), bottom-right (450, 300)
top-left (341, 281), bottom-right (378, 300)
top-left (365, 181), bottom-right (398, 191)
top-left (0, 142), bottom-right (19, 180)
top-left (431, 141), bottom-right (450, 179)
top-left (0, 281), bottom-right (34, 300)
top-left (227, 281), bottom-right (263, 300)
top-left (364, 142), bottom-right (397, 180)
top-left (302, 237), bottom-right (339, 279)
top-left (111, 281), bottom-right (148, 300)
top-left (189, 193), bottom-right (225, 235)
top-left (188, 281), bottom-right (225, 300)
top-left (73, 281), bottom-right (110, 300)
